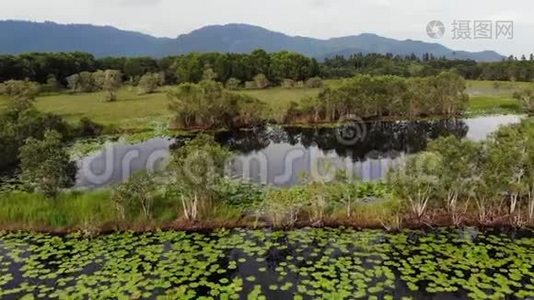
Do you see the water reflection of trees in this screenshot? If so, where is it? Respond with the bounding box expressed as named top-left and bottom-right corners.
top-left (214, 119), bottom-right (469, 160)
top-left (214, 127), bottom-right (273, 153)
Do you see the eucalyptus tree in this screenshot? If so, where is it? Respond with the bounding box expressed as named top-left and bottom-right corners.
top-left (78, 71), bottom-right (95, 92)
top-left (111, 172), bottom-right (158, 220)
top-left (432, 71), bottom-right (469, 115)
top-left (170, 134), bottom-right (231, 221)
top-left (65, 73), bottom-right (79, 93)
top-left (66, 71), bottom-right (94, 93)
top-left (91, 70), bottom-right (106, 90)
top-left (406, 77), bottom-right (433, 117)
top-left (428, 136), bottom-right (480, 225)
top-left (168, 82), bottom-right (204, 128)
top-left (137, 72), bottom-right (161, 95)
top-left (228, 93), bottom-right (266, 128)
top-left (524, 122), bottom-right (534, 221)
top-left (167, 80), bottom-right (264, 129)
top-left (484, 125), bottom-right (530, 221)
top-left (290, 71), bottom-right (468, 124)
top-left (388, 151), bottom-right (442, 220)
top-left (101, 70), bottom-right (122, 102)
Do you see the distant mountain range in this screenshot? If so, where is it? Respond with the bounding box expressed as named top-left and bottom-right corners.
top-left (0, 20), bottom-right (504, 61)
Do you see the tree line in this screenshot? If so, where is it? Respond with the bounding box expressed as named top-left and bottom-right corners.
top-left (322, 53), bottom-right (534, 82)
top-left (0, 50), bottom-right (320, 87)
top-left (3, 51), bottom-right (534, 89)
top-left (390, 119), bottom-right (534, 226)
top-left (165, 71), bottom-right (468, 129)
top-left (285, 71), bottom-right (467, 123)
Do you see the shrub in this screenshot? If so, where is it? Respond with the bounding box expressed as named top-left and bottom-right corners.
top-left (253, 73), bottom-right (269, 89)
top-left (262, 187), bottom-right (309, 227)
top-left (244, 81), bottom-right (257, 89)
top-left (0, 80), bottom-right (41, 111)
top-left (19, 130), bottom-right (76, 198)
top-left (168, 81), bottom-right (265, 129)
top-left (75, 71), bottom-right (95, 92)
top-left (171, 134), bottom-right (230, 190)
top-left (77, 117), bottom-right (105, 137)
top-left (0, 107), bottom-right (73, 170)
top-left (169, 134), bottom-right (231, 221)
top-left (137, 72), bottom-right (161, 95)
top-left (214, 179), bottom-right (264, 209)
top-left (41, 75), bottom-right (61, 93)
top-left (427, 136), bottom-right (480, 225)
top-left (111, 172), bottom-right (158, 220)
top-left (281, 79), bottom-right (295, 88)
top-left (225, 77), bottom-right (241, 90)
top-left (101, 70), bottom-right (122, 102)
top-left (388, 151), bottom-right (442, 219)
top-left (513, 89), bottom-right (534, 114)
top-left (305, 77), bottom-right (323, 88)
top-left (202, 68), bottom-right (218, 81)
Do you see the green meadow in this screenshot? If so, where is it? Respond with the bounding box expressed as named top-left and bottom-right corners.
top-left (0, 80), bottom-right (526, 131)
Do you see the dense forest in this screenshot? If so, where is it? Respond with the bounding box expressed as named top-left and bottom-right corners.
top-left (321, 53), bottom-right (534, 81)
top-left (1, 51), bottom-right (534, 88)
top-left (0, 50), bottom-right (320, 86)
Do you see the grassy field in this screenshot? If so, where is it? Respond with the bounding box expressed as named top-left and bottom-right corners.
top-left (0, 80), bottom-right (530, 130)
top-left (241, 86), bottom-right (323, 121)
top-left (0, 85), bottom-right (326, 129)
top-left (36, 88), bottom-right (172, 128)
top-left (465, 80), bottom-right (530, 115)
top-left (465, 80), bottom-right (533, 95)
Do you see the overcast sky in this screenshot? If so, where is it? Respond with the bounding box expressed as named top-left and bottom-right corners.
top-left (1, 0), bottom-right (532, 56)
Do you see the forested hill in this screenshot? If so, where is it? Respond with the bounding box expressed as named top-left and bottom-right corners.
top-left (0, 20), bottom-right (504, 61)
top-left (0, 21), bottom-right (173, 57)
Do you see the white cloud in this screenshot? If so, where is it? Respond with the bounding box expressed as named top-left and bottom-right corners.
top-left (0, 0), bottom-right (531, 55)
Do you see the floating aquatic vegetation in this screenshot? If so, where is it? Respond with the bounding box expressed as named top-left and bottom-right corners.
top-left (0, 228), bottom-right (532, 299)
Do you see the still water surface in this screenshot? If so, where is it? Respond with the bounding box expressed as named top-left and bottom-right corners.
top-left (76, 115), bottom-right (521, 188)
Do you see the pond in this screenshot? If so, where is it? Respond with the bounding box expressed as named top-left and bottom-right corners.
top-left (0, 228), bottom-right (532, 299)
top-left (76, 115), bottom-right (522, 188)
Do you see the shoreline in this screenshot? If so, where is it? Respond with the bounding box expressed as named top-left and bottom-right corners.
top-left (2, 217), bottom-right (533, 235)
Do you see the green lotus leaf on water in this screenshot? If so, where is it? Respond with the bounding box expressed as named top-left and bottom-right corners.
top-left (0, 228), bottom-right (533, 299)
